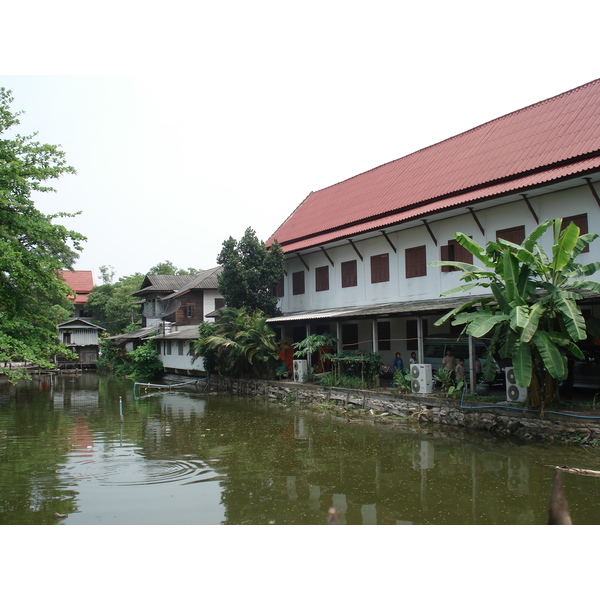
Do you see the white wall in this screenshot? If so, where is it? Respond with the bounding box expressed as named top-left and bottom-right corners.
top-left (157, 339), bottom-right (205, 372)
top-left (279, 183), bottom-right (600, 315)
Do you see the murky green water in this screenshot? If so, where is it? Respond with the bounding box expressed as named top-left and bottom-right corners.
top-left (1, 373), bottom-right (600, 525)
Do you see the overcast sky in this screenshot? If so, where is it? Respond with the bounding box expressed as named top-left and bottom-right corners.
top-left (3, 1), bottom-right (599, 284)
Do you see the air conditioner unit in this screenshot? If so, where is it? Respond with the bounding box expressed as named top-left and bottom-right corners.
top-left (293, 360), bottom-right (308, 382)
top-left (410, 363), bottom-right (433, 394)
top-left (505, 367), bottom-right (527, 403)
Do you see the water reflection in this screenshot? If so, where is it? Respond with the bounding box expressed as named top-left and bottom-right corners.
top-left (1, 374), bottom-right (600, 525)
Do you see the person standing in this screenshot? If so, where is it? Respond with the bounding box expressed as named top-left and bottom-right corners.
top-left (441, 349), bottom-right (456, 372)
top-left (393, 352), bottom-right (404, 373)
top-left (409, 352), bottom-right (417, 364)
top-left (455, 359), bottom-right (466, 383)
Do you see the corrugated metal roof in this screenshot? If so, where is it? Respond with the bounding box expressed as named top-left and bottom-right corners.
top-left (133, 274), bottom-right (196, 296)
top-left (267, 290), bottom-right (600, 323)
top-left (267, 295), bottom-right (488, 323)
top-left (279, 155), bottom-right (600, 253)
top-left (154, 325), bottom-right (200, 340)
top-left (267, 79), bottom-right (600, 251)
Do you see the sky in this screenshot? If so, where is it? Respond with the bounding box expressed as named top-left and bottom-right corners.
top-left (2, 0), bottom-right (600, 286)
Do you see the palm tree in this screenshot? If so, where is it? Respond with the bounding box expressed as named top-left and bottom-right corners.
top-left (431, 218), bottom-right (600, 413)
top-left (198, 307), bottom-right (280, 378)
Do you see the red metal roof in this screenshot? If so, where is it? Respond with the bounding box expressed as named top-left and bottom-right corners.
top-left (267, 79), bottom-right (600, 252)
top-left (57, 270), bottom-right (94, 295)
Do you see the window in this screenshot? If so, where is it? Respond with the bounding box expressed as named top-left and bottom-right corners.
top-left (272, 277), bottom-right (285, 297)
top-left (214, 298), bottom-right (225, 310)
top-left (156, 341), bottom-right (161, 355)
top-left (315, 266), bottom-right (329, 292)
top-left (440, 238), bottom-right (473, 272)
top-left (185, 305), bottom-right (194, 318)
top-left (341, 260), bottom-right (357, 288)
top-left (562, 213), bottom-right (589, 253)
top-left (496, 225), bottom-right (525, 245)
top-left (370, 253), bottom-right (389, 283)
top-left (405, 245), bottom-right (427, 278)
top-left (377, 321), bottom-right (391, 351)
top-left (178, 341), bottom-right (184, 356)
top-left (292, 271), bottom-right (305, 295)
top-left (406, 319), bottom-right (428, 351)
top-left (166, 341), bottom-right (172, 355)
top-left (342, 323), bottom-right (359, 350)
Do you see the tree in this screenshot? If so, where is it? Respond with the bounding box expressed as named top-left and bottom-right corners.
top-left (432, 218), bottom-right (600, 412)
top-left (86, 269), bottom-right (145, 335)
top-left (0, 88), bottom-right (85, 381)
top-left (148, 261), bottom-right (199, 276)
top-left (194, 307), bottom-right (280, 378)
top-left (217, 227), bottom-right (285, 316)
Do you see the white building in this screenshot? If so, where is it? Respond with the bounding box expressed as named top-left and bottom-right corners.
top-left (265, 78), bottom-right (600, 374)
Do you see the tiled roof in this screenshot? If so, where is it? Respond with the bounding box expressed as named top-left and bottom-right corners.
top-left (266, 78), bottom-right (600, 251)
top-left (57, 270), bottom-right (94, 294)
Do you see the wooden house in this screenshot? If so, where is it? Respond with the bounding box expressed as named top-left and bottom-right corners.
top-left (57, 318), bottom-right (105, 367)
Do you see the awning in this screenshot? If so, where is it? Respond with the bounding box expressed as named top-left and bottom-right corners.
top-left (267, 295), bottom-right (490, 323)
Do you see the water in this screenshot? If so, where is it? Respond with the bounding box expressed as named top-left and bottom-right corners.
top-left (1, 373), bottom-right (600, 525)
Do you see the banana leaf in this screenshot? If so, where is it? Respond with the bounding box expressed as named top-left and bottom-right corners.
top-left (520, 302), bottom-right (544, 343)
top-left (511, 341), bottom-right (533, 388)
top-left (552, 222), bottom-right (580, 270)
top-left (466, 314), bottom-right (507, 338)
top-left (555, 296), bottom-right (586, 341)
top-left (533, 330), bottom-right (566, 380)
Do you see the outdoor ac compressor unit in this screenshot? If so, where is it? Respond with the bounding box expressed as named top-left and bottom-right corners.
top-left (410, 363), bottom-right (433, 394)
top-left (293, 360), bottom-right (308, 382)
top-left (505, 367), bottom-right (527, 403)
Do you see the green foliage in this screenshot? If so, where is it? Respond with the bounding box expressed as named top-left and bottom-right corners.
top-left (0, 87), bottom-right (86, 381)
top-left (128, 340), bottom-right (163, 381)
top-left (330, 350), bottom-right (381, 387)
top-left (148, 261), bottom-right (199, 275)
top-left (275, 365), bottom-right (289, 380)
top-left (432, 218), bottom-right (600, 409)
top-left (433, 368), bottom-right (464, 399)
top-left (293, 333), bottom-right (337, 358)
top-left (194, 307), bottom-right (280, 378)
top-left (217, 227), bottom-right (286, 316)
top-left (86, 270), bottom-right (145, 335)
top-left (392, 368), bottom-right (413, 393)
top-left (96, 336), bottom-right (162, 381)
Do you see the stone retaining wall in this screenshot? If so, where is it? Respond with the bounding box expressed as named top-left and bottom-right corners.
top-left (206, 376), bottom-right (600, 444)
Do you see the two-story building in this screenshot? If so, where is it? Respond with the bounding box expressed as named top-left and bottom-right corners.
top-left (265, 78), bottom-right (600, 376)
top-left (126, 267), bottom-right (225, 376)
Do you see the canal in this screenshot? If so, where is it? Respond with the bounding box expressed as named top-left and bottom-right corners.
top-left (1, 373), bottom-right (599, 525)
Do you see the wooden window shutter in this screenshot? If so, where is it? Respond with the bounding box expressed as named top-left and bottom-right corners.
top-left (562, 213), bottom-right (589, 252)
top-left (292, 271), bottom-right (305, 295)
top-left (496, 225), bottom-right (525, 245)
top-left (371, 253), bottom-right (389, 283)
top-left (440, 244), bottom-right (452, 272)
top-left (452, 238), bottom-right (473, 265)
top-left (405, 245), bottom-right (426, 278)
top-left (315, 266), bottom-right (329, 292)
top-left (341, 260), bottom-right (357, 288)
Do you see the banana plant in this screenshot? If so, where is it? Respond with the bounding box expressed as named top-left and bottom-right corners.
top-left (431, 218), bottom-right (600, 411)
